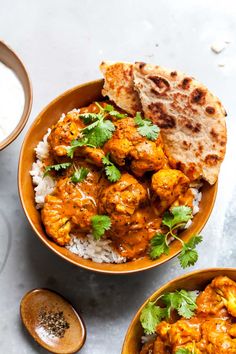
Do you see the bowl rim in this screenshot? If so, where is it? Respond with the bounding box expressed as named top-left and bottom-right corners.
top-left (122, 267), bottom-right (236, 352)
top-left (18, 80), bottom-right (218, 274)
top-left (0, 39), bottom-right (33, 151)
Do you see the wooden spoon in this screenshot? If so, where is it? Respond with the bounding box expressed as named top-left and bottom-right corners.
top-left (20, 288), bottom-right (86, 353)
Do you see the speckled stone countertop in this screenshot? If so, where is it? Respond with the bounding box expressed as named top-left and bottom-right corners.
top-left (1, 0), bottom-right (236, 353)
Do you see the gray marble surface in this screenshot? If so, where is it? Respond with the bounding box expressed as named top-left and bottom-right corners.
top-left (0, 0), bottom-right (236, 353)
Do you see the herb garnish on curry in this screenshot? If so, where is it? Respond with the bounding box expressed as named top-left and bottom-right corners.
top-left (39, 101), bottom-right (201, 267)
top-left (140, 276), bottom-right (236, 353)
top-left (31, 60), bottom-right (227, 266)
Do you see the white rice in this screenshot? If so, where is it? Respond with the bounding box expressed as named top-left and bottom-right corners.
top-left (30, 128), bottom-right (56, 209)
top-left (67, 234), bottom-right (125, 264)
top-left (30, 118), bottom-right (126, 264)
top-left (30, 114), bottom-right (201, 264)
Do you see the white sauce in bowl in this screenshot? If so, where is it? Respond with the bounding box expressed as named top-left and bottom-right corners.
top-left (0, 61), bottom-right (24, 142)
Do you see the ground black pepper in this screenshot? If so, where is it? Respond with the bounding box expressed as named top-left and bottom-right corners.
top-left (39, 309), bottom-right (70, 338)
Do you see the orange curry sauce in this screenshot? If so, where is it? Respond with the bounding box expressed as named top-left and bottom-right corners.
top-left (140, 276), bottom-right (236, 354)
top-left (40, 102), bottom-right (194, 260)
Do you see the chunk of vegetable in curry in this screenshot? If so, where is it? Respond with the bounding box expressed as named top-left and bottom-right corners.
top-left (140, 276), bottom-right (236, 354)
top-left (41, 101), bottom-right (198, 261)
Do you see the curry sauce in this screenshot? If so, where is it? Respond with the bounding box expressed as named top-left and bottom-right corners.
top-left (41, 102), bottom-right (196, 260)
top-left (140, 276), bottom-right (236, 354)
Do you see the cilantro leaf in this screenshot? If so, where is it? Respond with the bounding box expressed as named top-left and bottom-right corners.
top-left (149, 233), bottom-right (169, 259)
top-left (79, 112), bottom-right (100, 123)
top-left (134, 112), bottom-right (143, 125)
top-left (148, 206), bottom-right (201, 269)
top-left (175, 349), bottom-right (193, 354)
top-left (82, 119), bottom-right (100, 131)
top-left (103, 104), bottom-right (127, 118)
top-left (179, 248), bottom-right (198, 269)
top-left (162, 291), bottom-right (181, 318)
top-left (109, 111), bottom-right (127, 118)
top-left (71, 167), bottom-right (89, 183)
top-left (103, 104), bottom-right (114, 112)
top-left (185, 235), bottom-right (203, 249)
top-left (176, 290), bottom-right (198, 318)
top-left (140, 290), bottom-right (198, 336)
top-left (67, 103), bottom-right (117, 155)
top-left (102, 154), bottom-right (121, 182)
top-left (43, 162), bottom-right (71, 177)
top-left (162, 206), bottom-right (193, 230)
top-left (91, 215), bottom-right (111, 240)
top-left (134, 112), bottom-right (160, 141)
top-left (83, 120), bottom-right (115, 147)
top-left (140, 302), bottom-right (166, 335)
top-left (162, 289), bottom-right (197, 319)
top-left (178, 235), bottom-right (203, 268)
top-left (66, 138), bottom-right (90, 158)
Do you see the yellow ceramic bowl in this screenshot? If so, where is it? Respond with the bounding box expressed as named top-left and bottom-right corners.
top-left (18, 80), bottom-right (217, 274)
top-left (0, 40), bottom-right (32, 150)
top-left (122, 268), bottom-right (236, 353)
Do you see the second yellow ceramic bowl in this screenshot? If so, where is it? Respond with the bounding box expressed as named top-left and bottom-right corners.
top-left (18, 80), bottom-right (217, 274)
top-left (122, 268), bottom-right (236, 353)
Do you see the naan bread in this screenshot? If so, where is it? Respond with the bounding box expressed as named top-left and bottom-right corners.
top-left (100, 61), bottom-right (227, 184)
top-left (133, 62), bottom-right (227, 184)
top-left (100, 61), bottom-right (141, 115)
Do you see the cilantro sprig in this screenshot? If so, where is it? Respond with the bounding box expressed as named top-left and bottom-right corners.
top-left (91, 215), bottom-right (112, 240)
top-left (66, 138), bottom-right (93, 159)
top-left (102, 154), bottom-right (121, 182)
top-left (140, 302), bottom-right (166, 335)
top-left (134, 112), bottom-right (160, 141)
top-left (140, 289), bottom-right (198, 335)
top-left (102, 103), bottom-right (127, 118)
top-left (71, 167), bottom-right (89, 183)
top-left (43, 162), bottom-right (72, 177)
top-left (66, 103), bottom-right (126, 158)
top-left (149, 206), bottom-right (202, 268)
top-left (176, 348), bottom-right (195, 354)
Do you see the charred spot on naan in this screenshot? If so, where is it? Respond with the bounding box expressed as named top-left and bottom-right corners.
top-left (205, 154), bottom-right (221, 166)
top-left (135, 61), bottom-right (148, 73)
top-left (180, 77), bottom-right (192, 90)
top-left (210, 129), bottom-right (227, 149)
top-left (170, 71), bottom-right (178, 78)
top-left (190, 88), bottom-right (207, 105)
top-left (148, 76), bottom-right (170, 94)
top-left (206, 106), bottom-right (216, 115)
top-left (184, 121), bottom-right (202, 134)
top-left (147, 102), bottom-right (176, 129)
top-left (182, 140), bottom-right (192, 150)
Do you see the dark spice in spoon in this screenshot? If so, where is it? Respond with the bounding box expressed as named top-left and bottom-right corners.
top-left (39, 309), bottom-right (70, 338)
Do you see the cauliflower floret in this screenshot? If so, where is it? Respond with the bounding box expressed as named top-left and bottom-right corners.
top-left (99, 173), bottom-right (147, 216)
top-left (41, 176), bottom-right (98, 245)
top-left (48, 109), bottom-right (105, 166)
top-left (201, 318), bottom-right (236, 353)
top-left (48, 111), bottom-right (84, 156)
top-left (211, 276), bottom-right (236, 317)
top-left (130, 140), bottom-right (166, 177)
top-left (41, 195), bottom-right (71, 246)
top-left (103, 117), bottom-right (166, 176)
top-left (151, 169), bottom-right (190, 214)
